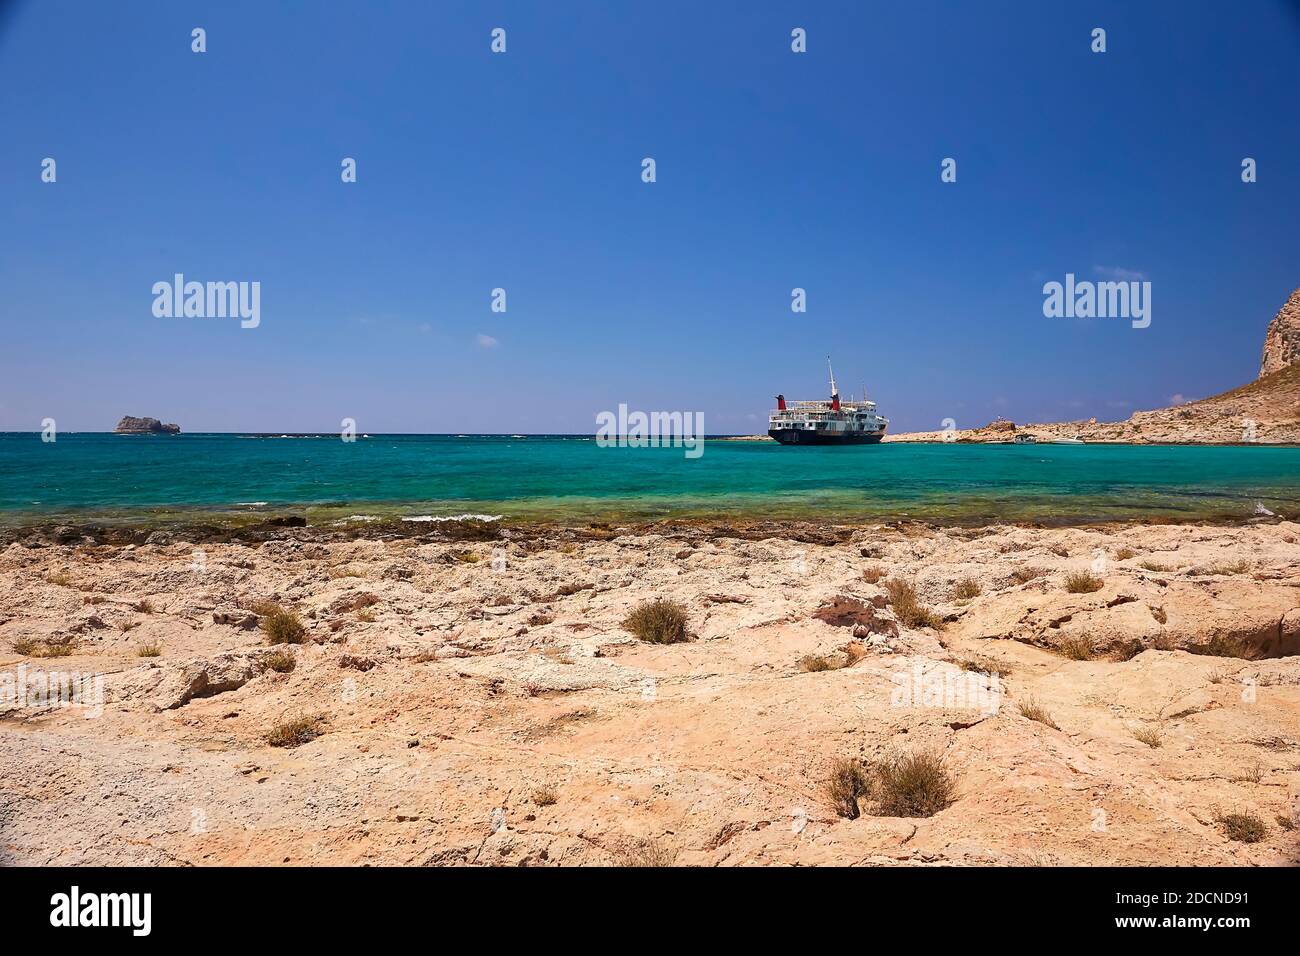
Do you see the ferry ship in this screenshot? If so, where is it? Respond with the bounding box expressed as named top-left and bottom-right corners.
top-left (768, 359), bottom-right (888, 445)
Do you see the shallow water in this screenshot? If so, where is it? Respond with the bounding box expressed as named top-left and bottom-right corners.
top-left (3, 432), bottom-right (1299, 526)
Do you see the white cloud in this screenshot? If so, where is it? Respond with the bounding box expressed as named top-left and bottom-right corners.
top-left (1093, 265), bottom-right (1148, 281)
top-left (476, 334), bottom-right (498, 348)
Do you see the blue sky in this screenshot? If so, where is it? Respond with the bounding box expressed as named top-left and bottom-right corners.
top-left (1, 0), bottom-right (1298, 433)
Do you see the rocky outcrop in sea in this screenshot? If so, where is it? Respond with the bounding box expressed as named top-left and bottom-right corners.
top-left (114, 416), bottom-right (180, 435)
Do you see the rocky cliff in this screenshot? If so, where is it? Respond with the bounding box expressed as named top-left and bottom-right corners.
top-left (114, 416), bottom-right (181, 435)
top-left (1260, 288), bottom-right (1300, 379)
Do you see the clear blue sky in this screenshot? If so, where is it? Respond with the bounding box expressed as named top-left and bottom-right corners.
top-left (2, 0), bottom-right (1298, 433)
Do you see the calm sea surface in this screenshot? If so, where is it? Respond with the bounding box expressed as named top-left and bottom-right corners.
top-left (3, 433), bottom-right (1299, 526)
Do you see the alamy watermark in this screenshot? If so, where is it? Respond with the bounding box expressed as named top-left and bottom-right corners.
top-left (1042, 272), bottom-right (1150, 329)
top-left (152, 274), bottom-right (260, 329)
top-left (890, 662), bottom-right (1002, 717)
top-left (595, 404), bottom-right (704, 459)
top-left (2, 664), bottom-right (103, 718)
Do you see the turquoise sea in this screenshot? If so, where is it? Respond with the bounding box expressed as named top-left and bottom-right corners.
top-left (2, 432), bottom-right (1299, 526)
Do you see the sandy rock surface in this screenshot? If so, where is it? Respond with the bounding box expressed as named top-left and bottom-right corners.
top-left (2, 521), bottom-right (1298, 866)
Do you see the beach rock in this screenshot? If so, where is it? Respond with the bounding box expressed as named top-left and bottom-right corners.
top-left (5, 522), bottom-right (1300, 867)
top-left (107, 651), bottom-right (271, 710)
top-left (813, 596), bottom-right (898, 637)
top-left (213, 606), bottom-right (259, 629)
top-left (958, 575), bottom-right (1300, 658)
top-left (114, 416), bottom-right (180, 435)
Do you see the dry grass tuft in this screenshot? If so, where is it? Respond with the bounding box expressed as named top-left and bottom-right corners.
top-left (135, 642), bottom-right (162, 658)
top-left (1114, 548), bottom-right (1136, 561)
top-left (622, 599), bottom-right (690, 644)
top-left (12, 638), bottom-right (76, 658)
top-left (1132, 725), bottom-right (1163, 748)
top-left (260, 606), bottom-right (307, 645)
top-left (957, 658), bottom-right (1010, 679)
top-left (1019, 698), bottom-right (1060, 730)
top-left (44, 571), bottom-right (73, 587)
top-left (1191, 635), bottom-right (1261, 661)
top-left (825, 758), bottom-right (871, 819)
top-left (861, 566), bottom-right (885, 584)
top-left (1216, 811), bottom-right (1267, 843)
top-left (1063, 570), bottom-right (1104, 594)
top-left (1058, 635), bottom-right (1095, 661)
top-left (799, 653), bottom-right (844, 673)
top-left (1010, 566), bottom-right (1046, 584)
top-left (133, 599), bottom-right (155, 614)
top-left (265, 713), bottom-right (326, 748)
top-left (883, 578), bottom-right (944, 630)
top-left (532, 786), bottom-right (558, 807)
top-left (264, 648), bottom-right (296, 673)
top-left (617, 839), bottom-right (676, 867)
top-left (870, 750), bottom-right (958, 818)
top-left (952, 577), bottom-right (982, 600)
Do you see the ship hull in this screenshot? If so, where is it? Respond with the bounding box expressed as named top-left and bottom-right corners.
top-left (768, 429), bottom-right (885, 445)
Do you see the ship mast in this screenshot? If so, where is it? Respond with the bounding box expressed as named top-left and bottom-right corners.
top-left (827, 356), bottom-right (841, 412)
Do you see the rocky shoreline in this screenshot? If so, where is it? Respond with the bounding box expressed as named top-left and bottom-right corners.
top-left (2, 517), bottom-right (1297, 865)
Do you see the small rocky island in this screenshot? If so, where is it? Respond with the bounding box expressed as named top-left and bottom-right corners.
top-left (114, 416), bottom-right (181, 435)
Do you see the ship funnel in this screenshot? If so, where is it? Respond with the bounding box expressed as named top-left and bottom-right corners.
top-left (775, 394), bottom-right (786, 411)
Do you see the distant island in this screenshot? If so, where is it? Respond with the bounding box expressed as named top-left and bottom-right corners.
top-left (114, 416), bottom-right (180, 435)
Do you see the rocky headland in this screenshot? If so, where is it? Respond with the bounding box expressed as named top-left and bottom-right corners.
top-left (889, 287), bottom-right (1300, 444)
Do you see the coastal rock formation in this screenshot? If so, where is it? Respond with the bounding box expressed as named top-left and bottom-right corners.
top-left (115, 416), bottom-right (180, 435)
top-left (2, 520), bottom-right (1298, 866)
top-left (890, 286), bottom-right (1300, 444)
top-left (1260, 288), bottom-right (1300, 378)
